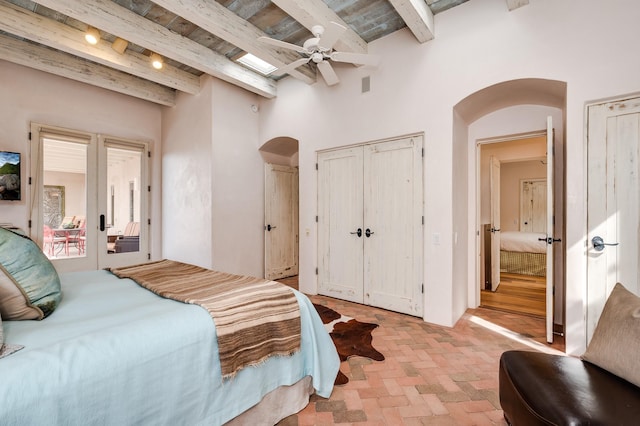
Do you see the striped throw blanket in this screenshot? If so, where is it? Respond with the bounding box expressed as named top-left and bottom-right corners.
top-left (109, 259), bottom-right (301, 379)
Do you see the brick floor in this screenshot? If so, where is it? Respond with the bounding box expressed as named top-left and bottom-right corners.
top-left (276, 292), bottom-right (565, 425)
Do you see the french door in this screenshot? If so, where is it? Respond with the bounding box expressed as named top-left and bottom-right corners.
top-left (318, 135), bottom-right (424, 317)
top-left (29, 123), bottom-right (149, 272)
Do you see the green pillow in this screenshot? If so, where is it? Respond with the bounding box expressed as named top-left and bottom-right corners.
top-left (0, 227), bottom-right (61, 319)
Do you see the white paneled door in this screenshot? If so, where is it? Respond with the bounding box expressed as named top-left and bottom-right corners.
top-left (318, 135), bottom-right (424, 316)
top-left (489, 156), bottom-right (501, 291)
top-left (587, 97), bottom-right (640, 342)
top-left (264, 164), bottom-right (299, 280)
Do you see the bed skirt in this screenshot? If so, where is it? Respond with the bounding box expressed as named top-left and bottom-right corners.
top-left (500, 250), bottom-right (546, 277)
top-left (225, 376), bottom-right (313, 425)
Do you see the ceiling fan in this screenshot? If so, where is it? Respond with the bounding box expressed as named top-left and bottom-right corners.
top-left (258, 22), bottom-right (380, 86)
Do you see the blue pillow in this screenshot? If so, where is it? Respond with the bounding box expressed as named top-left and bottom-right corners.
top-left (0, 228), bottom-right (61, 319)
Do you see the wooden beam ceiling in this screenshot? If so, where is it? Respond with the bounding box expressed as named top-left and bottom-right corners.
top-left (271, 0), bottom-right (368, 54)
top-left (0, 33), bottom-right (176, 106)
top-left (388, 0), bottom-right (435, 43)
top-left (151, 0), bottom-right (316, 85)
top-left (0, 0), bottom-right (199, 95)
top-left (32, 0), bottom-right (277, 98)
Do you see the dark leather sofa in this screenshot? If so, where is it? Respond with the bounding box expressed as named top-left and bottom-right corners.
top-left (499, 350), bottom-right (640, 425)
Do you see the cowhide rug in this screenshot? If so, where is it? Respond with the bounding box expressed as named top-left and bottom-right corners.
top-left (313, 303), bottom-right (384, 385)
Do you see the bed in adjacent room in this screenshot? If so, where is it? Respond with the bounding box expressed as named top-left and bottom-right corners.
top-left (0, 228), bottom-right (340, 425)
top-left (500, 231), bottom-right (547, 277)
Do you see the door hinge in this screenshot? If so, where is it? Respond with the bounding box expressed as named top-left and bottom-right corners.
top-left (421, 148), bottom-right (424, 157)
top-left (28, 219), bottom-right (32, 229)
top-left (28, 177), bottom-right (32, 185)
top-left (315, 215), bottom-right (318, 222)
top-left (422, 215), bottom-right (424, 225)
top-left (147, 218), bottom-right (151, 225)
top-left (148, 151), bottom-right (151, 158)
top-left (147, 185), bottom-right (151, 192)
top-left (28, 131), bottom-right (32, 141)
top-left (315, 267), bottom-right (318, 275)
top-left (148, 253), bottom-right (151, 260)
top-left (421, 283), bottom-right (424, 294)
top-left (315, 163), bottom-right (318, 170)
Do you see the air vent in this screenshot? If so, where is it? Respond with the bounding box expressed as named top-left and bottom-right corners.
top-left (362, 76), bottom-right (371, 93)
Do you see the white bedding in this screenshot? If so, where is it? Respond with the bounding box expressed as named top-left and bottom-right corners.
top-left (500, 231), bottom-right (547, 254)
top-left (0, 269), bottom-right (340, 425)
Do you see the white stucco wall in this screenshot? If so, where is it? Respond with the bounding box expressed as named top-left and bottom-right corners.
top-left (162, 77), bottom-right (214, 269)
top-left (0, 60), bottom-right (163, 258)
top-left (259, 0), bottom-right (640, 355)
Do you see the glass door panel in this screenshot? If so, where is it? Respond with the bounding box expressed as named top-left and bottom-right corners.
top-left (42, 138), bottom-right (88, 261)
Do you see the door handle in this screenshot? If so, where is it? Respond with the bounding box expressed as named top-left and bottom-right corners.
top-left (265, 224), bottom-right (277, 231)
top-left (490, 227), bottom-right (500, 233)
top-left (365, 228), bottom-right (374, 238)
top-left (350, 228), bottom-right (362, 237)
top-left (592, 236), bottom-right (618, 252)
top-left (99, 214), bottom-right (105, 232)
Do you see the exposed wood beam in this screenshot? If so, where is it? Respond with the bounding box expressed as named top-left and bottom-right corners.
top-left (0, 34), bottom-right (175, 106)
top-left (0, 0), bottom-right (199, 94)
top-left (388, 0), bottom-right (435, 43)
top-left (271, 0), bottom-right (367, 54)
top-left (32, 0), bottom-right (277, 98)
top-left (152, 0), bottom-right (315, 84)
top-left (506, 0), bottom-right (529, 11)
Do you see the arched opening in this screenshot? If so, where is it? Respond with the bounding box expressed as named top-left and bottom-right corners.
top-left (259, 137), bottom-right (300, 284)
top-left (454, 78), bottom-right (567, 350)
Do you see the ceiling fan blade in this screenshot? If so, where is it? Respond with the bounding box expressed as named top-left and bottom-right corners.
top-left (318, 22), bottom-right (347, 51)
top-left (317, 61), bottom-right (340, 86)
top-left (331, 51), bottom-right (380, 67)
top-left (271, 57), bottom-right (312, 76)
top-left (258, 36), bottom-right (307, 54)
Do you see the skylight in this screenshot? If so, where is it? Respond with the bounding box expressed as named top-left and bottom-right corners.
top-left (236, 53), bottom-right (277, 75)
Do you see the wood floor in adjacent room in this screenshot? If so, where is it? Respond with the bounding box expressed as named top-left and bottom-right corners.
top-left (276, 275), bottom-right (564, 425)
top-left (480, 273), bottom-right (546, 318)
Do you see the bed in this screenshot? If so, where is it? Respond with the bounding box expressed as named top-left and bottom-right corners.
top-left (0, 229), bottom-right (340, 425)
top-left (500, 231), bottom-right (547, 277)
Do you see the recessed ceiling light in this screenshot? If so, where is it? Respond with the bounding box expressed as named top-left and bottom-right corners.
top-left (85, 27), bottom-right (100, 45)
top-left (150, 53), bottom-right (163, 70)
top-left (237, 53), bottom-right (277, 75)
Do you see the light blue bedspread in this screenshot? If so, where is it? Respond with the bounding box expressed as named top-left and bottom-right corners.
top-left (0, 270), bottom-right (339, 425)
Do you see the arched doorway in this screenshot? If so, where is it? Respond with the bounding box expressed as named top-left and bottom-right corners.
top-left (259, 137), bottom-right (299, 281)
top-left (454, 78), bottom-right (567, 349)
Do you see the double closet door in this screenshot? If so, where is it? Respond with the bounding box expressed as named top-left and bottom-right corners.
top-left (318, 135), bottom-right (424, 317)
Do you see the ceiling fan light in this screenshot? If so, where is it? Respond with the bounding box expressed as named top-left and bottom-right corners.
top-left (150, 53), bottom-right (163, 70)
top-left (85, 27), bottom-right (100, 45)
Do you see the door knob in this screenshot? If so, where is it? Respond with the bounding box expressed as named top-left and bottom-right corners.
top-left (365, 228), bottom-right (374, 238)
top-left (592, 236), bottom-right (618, 252)
top-left (350, 228), bottom-right (362, 237)
top-left (266, 224), bottom-right (277, 231)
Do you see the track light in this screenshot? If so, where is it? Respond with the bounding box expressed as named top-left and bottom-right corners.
top-left (85, 27), bottom-right (100, 45)
top-left (150, 53), bottom-right (163, 70)
top-left (112, 37), bottom-right (129, 54)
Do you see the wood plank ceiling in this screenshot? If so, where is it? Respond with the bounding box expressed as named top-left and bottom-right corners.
top-left (0, 0), bottom-right (528, 106)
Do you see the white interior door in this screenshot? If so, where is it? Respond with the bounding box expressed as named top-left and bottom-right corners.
top-left (364, 136), bottom-right (423, 316)
top-left (520, 179), bottom-right (547, 233)
top-left (544, 116), bottom-right (555, 343)
top-left (587, 97), bottom-right (640, 342)
top-left (318, 147), bottom-right (364, 303)
top-left (489, 156), bottom-right (501, 291)
top-left (264, 164), bottom-right (299, 280)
